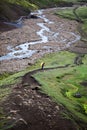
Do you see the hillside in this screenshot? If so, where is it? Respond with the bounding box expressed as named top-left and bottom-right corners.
top-left (0, 1), bottom-right (33, 22)
top-left (0, 0), bottom-right (87, 130)
top-left (0, 0), bottom-right (31, 32)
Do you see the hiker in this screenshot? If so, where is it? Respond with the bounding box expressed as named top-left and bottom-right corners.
top-left (41, 62), bottom-right (45, 70)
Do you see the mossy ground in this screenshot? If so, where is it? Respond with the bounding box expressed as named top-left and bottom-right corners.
top-left (33, 51), bottom-right (87, 124)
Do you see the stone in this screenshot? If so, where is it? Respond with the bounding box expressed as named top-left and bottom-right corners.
top-left (19, 118), bottom-right (27, 125)
top-left (7, 116), bottom-right (12, 120)
top-left (55, 106), bottom-right (60, 111)
top-left (74, 93), bottom-right (82, 98)
top-left (10, 110), bottom-right (19, 114)
top-left (15, 118), bottom-right (28, 126)
top-left (32, 86), bottom-right (40, 90)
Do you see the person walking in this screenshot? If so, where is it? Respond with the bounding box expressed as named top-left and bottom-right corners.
top-left (41, 62), bottom-right (45, 70)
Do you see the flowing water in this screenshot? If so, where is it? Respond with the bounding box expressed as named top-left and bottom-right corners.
top-left (0, 9), bottom-right (81, 61)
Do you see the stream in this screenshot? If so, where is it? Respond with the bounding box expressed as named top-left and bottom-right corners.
top-left (0, 9), bottom-right (81, 61)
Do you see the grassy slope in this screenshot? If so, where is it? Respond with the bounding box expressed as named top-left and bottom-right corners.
top-left (55, 6), bottom-right (87, 40)
top-left (33, 51), bottom-right (87, 127)
top-left (76, 7), bottom-right (87, 39)
top-left (0, 69), bottom-right (29, 102)
top-left (7, 0), bottom-right (38, 10)
top-left (0, 0), bottom-right (37, 21)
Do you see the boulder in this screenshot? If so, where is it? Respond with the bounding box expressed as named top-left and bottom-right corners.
top-left (74, 93), bottom-right (82, 98)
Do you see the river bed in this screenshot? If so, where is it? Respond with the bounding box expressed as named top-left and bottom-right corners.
top-left (0, 9), bottom-right (80, 61)
top-left (0, 8), bottom-right (81, 72)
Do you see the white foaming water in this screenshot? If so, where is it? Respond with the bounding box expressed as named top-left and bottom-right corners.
top-left (0, 9), bottom-right (81, 61)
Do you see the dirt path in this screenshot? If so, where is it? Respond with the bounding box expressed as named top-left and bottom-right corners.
top-left (3, 65), bottom-right (78, 130)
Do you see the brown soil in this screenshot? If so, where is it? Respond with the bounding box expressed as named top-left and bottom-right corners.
top-left (3, 69), bottom-right (78, 130)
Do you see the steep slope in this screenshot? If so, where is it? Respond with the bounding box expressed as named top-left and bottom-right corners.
top-left (0, 0), bottom-right (33, 32)
top-left (0, 1), bottom-right (31, 22)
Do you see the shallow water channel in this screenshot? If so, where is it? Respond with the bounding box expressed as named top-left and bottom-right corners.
top-left (0, 9), bottom-right (81, 61)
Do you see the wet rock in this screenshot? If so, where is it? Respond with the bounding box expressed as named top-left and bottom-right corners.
top-left (37, 50), bottom-right (40, 53)
top-left (74, 93), bottom-right (82, 98)
top-left (30, 15), bottom-right (38, 19)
